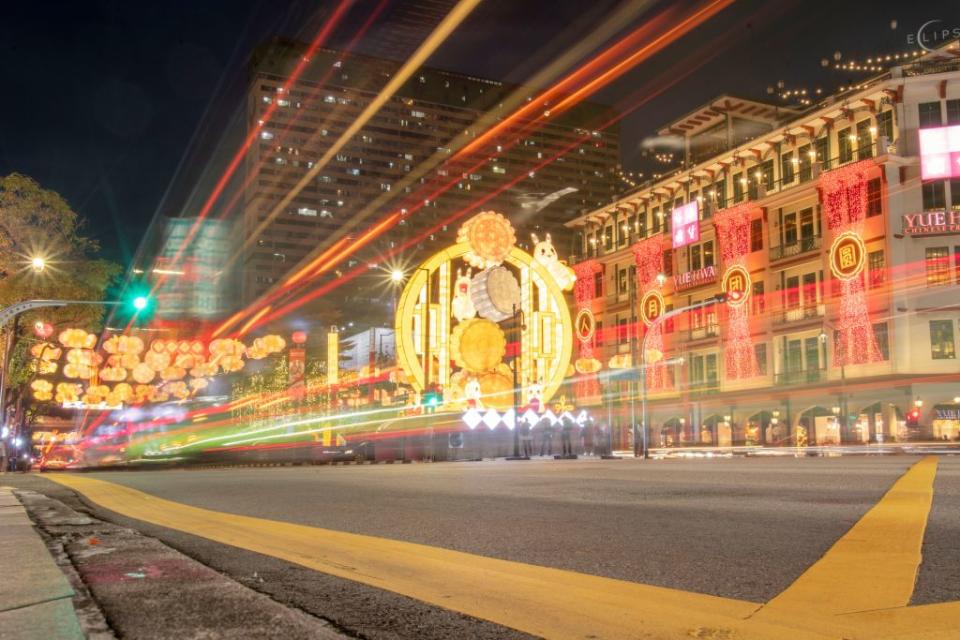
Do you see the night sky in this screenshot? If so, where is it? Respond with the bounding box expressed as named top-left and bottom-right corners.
top-left (1, 0), bottom-right (956, 266)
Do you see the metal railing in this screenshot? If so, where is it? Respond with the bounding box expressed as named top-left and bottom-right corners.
top-left (774, 367), bottom-right (826, 386)
top-left (769, 234), bottom-right (822, 261)
top-left (688, 324), bottom-right (720, 341)
top-left (773, 304), bottom-right (825, 325)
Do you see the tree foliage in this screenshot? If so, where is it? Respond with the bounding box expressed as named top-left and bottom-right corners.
top-left (1, 173), bottom-right (121, 397)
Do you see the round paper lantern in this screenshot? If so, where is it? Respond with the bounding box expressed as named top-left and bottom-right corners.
top-left (145, 350), bottom-right (171, 371)
top-left (132, 363), bottom-right (156, 384)
top-left (457, 211), bottom-right (516, 269)
top-left (160, 366), bottom-right (186, 381)
top-left (471, 266), bottom-right (520, 322)
top-left (113, 383), bottom-right (134, 402)
top-left (99, 366), bottom-right (127, 382)
top-left (450, 318), bottom-right (506, 374)
top-left (291, 331), bottom-right (307, 345)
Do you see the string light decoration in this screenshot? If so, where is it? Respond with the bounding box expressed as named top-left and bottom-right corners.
top-left (713, 203), bottom-right (759, 379)
top-left (572, 260), bottom-right (604, 399)
top-left (632, 235), bottom-right (672, 392)
top-left (820, 161), bottom-right (883, 366)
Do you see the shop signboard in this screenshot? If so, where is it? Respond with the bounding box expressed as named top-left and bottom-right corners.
top-left (902, 211), bottom-right (960, 236)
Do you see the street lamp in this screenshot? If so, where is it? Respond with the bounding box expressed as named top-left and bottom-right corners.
top-left (639, 294), bottom-right (726, 459)
top-left (507, 304), bottom-right (528, 460)
top-left (390, 269), bottom-right (404, 283)
top-left (30, 256), bottom-right (46, 273)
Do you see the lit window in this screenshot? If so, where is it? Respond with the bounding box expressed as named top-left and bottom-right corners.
top-left (411, 110), bottom-right (426, 118)
top-left (260, 131), bottom-right (274, 140)
top-left (297, 207), bottom-right (317, 217)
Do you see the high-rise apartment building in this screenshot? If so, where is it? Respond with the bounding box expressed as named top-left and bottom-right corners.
top-left (238, 41), bottom-right (619, 326)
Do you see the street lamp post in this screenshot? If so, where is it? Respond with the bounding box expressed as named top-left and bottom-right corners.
top-left (819, 320), bottom-right (847, 441)
top-left (507, 303), bottom-right (528, 460)
top-left (639, 294), bottom-right (726, 460)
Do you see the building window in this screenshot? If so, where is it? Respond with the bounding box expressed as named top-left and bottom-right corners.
top-left (754, 343), bottom-right (768, 375)
top-left (923, 181), bottom-right (947, 211)
top-left (814, 136), bottom-right (830, 170)
top-left (838, 127), bottom-right (854, 164)
top-left (594, 271), bottom-right (603, 298)
top-left (798, 144), bottom-right (812, 182)
top-left (595, 321), bottom-right (603, 346)
top-left (713, 179), bottom-right (726, 209)
top-left (652, 207), bottom-right (661, 234)
top-left (617, 267), bottom-right (628, 295)
top-left (948, 99), bottom-right (960, 125)
top-left (876, 110), bottom-right (894, 142)
top-left (856, 119), bottom-right (874, 159)
top-left (618, 317), bottom-right (628, 344)
top-left (868, 250), bottom-right (885, 287)
top-left (604, 226), bottom-right (613, 251)
top-left (751, 281), bottom-right (765, 316)
top-left (919, 101), bottom-right (943, 128)
top-left (873, 323), bottom-right (890, 361)
top-left (750, 218), bottom-right (763, 252)
top-left (929, 320), bottom-right (956, 359)
top-left (926, 247), bottom-right (951, 286)
top-left (663, 249), bottom-right (673, 277)
top-left (866, 177), bottom-right (882, 217)
top-left (703, 241), bottom-right (714, 268)
top-left (781, 152), bottom-right (795, 185)
top-left (951, 178), bottom-right (960, 211)
top-left (733, 173), bottom-right (745, 203)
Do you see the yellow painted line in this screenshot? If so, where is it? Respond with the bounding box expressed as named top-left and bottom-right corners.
top-left (842, 600), bottom-right (960, 639)
top-left (755, 456), bottom-right (938, 620)
top-left (48, 474), bottom-right (834, 640)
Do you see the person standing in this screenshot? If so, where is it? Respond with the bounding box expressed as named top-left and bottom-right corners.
top-left (582, 420), bottom-right (595, 456)
top-left (519, 419), bottom-right (533, 457)
top-left (539, 420), bottom-right (554, 457)
top-left (560, 417), bottom-right (574, 457)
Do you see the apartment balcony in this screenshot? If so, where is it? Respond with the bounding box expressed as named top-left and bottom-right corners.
top-left (772, 304), bottom-right (825, 326)
top-left (687, 324), bottom-right (720, 341)
top-left (769, 235), bottom-right (822, 262)
top-left (774, 367), bottom-right (827, 386)
top-left (688, 379), bottom-right (721, 396)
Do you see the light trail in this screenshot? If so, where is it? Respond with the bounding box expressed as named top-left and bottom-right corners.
top-left (216, 0), bottom-right (734, 336)
top-left (231, 0), bottom-right (485, 270)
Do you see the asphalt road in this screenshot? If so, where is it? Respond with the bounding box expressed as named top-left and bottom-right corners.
top-left (13, 455), bottom-right (960, 639)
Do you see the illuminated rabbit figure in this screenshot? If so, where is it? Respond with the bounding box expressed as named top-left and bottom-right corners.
top-left (531, 233), bottom-right (576, 291)
top-left (451, 267), bottom-right (477, 322)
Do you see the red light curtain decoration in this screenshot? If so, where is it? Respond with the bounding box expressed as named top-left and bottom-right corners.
top-left (820, 160), bottom-right (883, 366)
top-left (632, 235), bottom-right (672, 391)
top-left (572, 259), bottom-right (603, 398)
top-left (713, 203), bottom-right (758, 379)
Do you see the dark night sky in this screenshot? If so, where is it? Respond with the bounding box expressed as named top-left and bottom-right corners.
top-left (1, 0), bottom-right (956, 266)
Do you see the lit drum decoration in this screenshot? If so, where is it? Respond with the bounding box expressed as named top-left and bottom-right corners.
top-left (470, 266), bottom-right (520, 322)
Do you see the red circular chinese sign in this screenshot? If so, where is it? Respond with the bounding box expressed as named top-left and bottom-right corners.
top-left (721, 265), bottom-right (751, 307)
top-left (640, 290), bottom-right (665, 327)
top-left (574, 308), bottom-right (595, 343)
top-left (829, 231), bottom-right (866, 281)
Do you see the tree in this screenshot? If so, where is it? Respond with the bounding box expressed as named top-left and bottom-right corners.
top-left (0, 173), bottom-right (121, 422)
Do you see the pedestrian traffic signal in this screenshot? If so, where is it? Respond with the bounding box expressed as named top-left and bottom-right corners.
top-left (906, 408), bottom-right (921, 428)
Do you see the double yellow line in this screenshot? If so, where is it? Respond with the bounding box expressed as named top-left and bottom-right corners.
top-left (49, 457), bottom-right (951, 639)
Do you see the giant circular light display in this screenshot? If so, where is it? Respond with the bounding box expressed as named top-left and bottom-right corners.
top-left (640, 290), bottom-right (665, 326)
top-left (396, 213), bottom-right (574, 409)
top-left (721, 265), bottom-right (751, 307)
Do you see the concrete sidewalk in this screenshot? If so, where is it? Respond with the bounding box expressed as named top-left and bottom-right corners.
top-left (0, 486), bottom-right (84, 640)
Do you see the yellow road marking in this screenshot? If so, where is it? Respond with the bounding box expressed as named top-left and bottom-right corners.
top-left (48, 474), bottom-right (829, 640)
top-left (48, 456), bottom-right (946, 639)
top-left (754, 456), bottom-right (938, 620)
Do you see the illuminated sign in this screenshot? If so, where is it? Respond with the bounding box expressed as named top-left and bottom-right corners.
top-left (919, 125), bottom-right (960, 180)
top-left (574, 308), bottom-right (596, 343)
top-left (673, 265), bottom-right (717, 291)
top-left (640, 290), bottom-right (665, 326)
top-left (671, 201), bottom-right (700, 248)
top-left (721, 265), bottom-right (751, 306)
top-left (902, 211), bottom-right (960, 236)
top-left (829, 231), bottom-right (866, 280)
